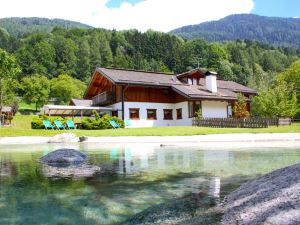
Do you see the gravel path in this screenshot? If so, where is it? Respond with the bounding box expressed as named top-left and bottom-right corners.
top-left (222, 163), bottom-right (300, 225)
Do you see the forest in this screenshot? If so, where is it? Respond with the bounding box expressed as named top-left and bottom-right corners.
top-left (172, 14), bottom-right (300, 47)
top-left (0, 25), bottom-right (300, 117)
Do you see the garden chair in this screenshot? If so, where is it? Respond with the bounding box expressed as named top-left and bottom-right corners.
top-left (54, 120), bottom-right (65, 130)
top-left (43, 120), bottom-right (55, 130)
top-left (109, 120), bottom-right (121, 129)
top-left (66, 119), bottom-right (76, 129)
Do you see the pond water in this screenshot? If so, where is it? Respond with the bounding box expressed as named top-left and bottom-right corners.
top-left (0, 144), bottom-right (300, 225)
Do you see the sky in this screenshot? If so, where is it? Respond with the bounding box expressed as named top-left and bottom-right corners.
top-left (0, 0), bottom-right (299, 32)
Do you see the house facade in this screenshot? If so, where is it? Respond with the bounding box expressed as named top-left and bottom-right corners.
top-left (83, 68), bottom-right (257, 127)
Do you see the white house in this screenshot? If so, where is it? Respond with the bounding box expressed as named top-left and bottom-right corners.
top-left (78, 68), bottom-right (257, 128)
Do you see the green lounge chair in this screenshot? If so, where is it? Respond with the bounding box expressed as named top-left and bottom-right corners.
top-left (43, 120), bottom-right (54, 130)
top-left (54, 120), bottom-right (65, 130)
top-left (66, 119), bottom-right (76, 129)
top-left (109, 120), bottom-right (121, 129)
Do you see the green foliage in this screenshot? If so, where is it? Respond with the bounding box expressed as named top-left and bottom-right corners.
top-left (195, 108), bottom-right (202, 123)
top-left (233, 93), bottom-right (250, 118)
top-left (0, 48), bottom-right (20, 110)
top-left (31, 115), bottom-right (67, 129)
top-left (81, 114), bottom-right (124, 130)
top-left (0, 22), bottom-right (299, 112)
top-left (252, 82), bottom-right (298, 118)
top-left (50, 74), bottom-right (86, 104)
top-left (21, 75), bottom-right (50, 111)
top-left (277, 60), bottom-right (300, 97)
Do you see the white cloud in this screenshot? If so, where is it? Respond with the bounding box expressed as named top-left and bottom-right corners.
top-left (0, 0), bottom-right (254, 32)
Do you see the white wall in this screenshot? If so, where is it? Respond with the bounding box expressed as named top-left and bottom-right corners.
top-left (109, 101), bottom-right (192, 128)
top-left (110, 100), bottom-right (228, 127)
top-left (202, 101), bottom-right (228, 118)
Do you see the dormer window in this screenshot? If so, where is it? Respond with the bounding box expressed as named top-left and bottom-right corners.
top-left (188, 77), bottom-right (199, 86)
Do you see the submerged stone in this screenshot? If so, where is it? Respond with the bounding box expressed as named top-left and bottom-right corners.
top-left (40, 149), bottom-right (87, 167)
top-left (123, 193), bottom-right (222, 225)
top-left (42, 164), bottom-right (101, 178)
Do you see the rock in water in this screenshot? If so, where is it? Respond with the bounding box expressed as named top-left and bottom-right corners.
top-left (48, 133), bottom-right (77, 143)
top-left (40, 149), bottom-right (87, 167)
top-left (79, 136), bottom-right (88, 142)
top-left (222, 163), bottom-right (300, 225)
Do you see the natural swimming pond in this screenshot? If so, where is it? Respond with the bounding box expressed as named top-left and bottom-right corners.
top-left (0, 144), bottom-right (300, 225)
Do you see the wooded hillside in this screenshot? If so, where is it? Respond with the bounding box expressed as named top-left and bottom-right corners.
top-left (1, 27), bottom-right (299, 87)
top-left (171, 14), bottom-right (300, 47)
top-left (0, 17), bottom-right (92, 37)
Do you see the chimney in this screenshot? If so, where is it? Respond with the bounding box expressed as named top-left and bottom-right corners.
top-left (205, 71), bottom-right (217, 93)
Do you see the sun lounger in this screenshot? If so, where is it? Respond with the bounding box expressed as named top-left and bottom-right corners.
top-left (54, 120), bottom-right (65, 130)
top-left (43, 120), bottom-right (55, 130)
top-left (66, 119), bottom-right (76, 129)
top-left (109, 120), bottom-right (121, 129)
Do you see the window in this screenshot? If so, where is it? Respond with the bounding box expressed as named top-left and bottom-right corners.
top-left (147, 109), bottom-right (157, 120)
top-left (163, 109), bottom-right (173, 120)
top-left (227, 105), bottom-right (233, 118)
top-left (176, 108), bottom-right (182, 120)
top-left (112, 110), bottom-right (118, 117)
top-left (129, 108), bottom-right (140, 119)
top-left (188, 101), bottom-right (202, 118)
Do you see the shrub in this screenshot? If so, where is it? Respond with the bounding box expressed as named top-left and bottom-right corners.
top-left (31, 115), bottom-right (68, 129)
top-left (81, 114), bottom-right (124, 130)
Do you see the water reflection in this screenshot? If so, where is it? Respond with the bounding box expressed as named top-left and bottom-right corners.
top-left (0, 144), bottom-right (300, 224)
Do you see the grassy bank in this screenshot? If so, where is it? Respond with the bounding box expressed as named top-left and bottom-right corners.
top-left (0, 115), bottom-right (299, 137)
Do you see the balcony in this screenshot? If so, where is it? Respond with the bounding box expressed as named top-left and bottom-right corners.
top-left (92, 91), bottom-right (115, 106)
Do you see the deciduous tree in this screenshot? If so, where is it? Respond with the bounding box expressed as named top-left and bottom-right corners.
top-left (21, 75), bottom-right (50, 111)
top-left (0, 48), bottom-right (20, 116)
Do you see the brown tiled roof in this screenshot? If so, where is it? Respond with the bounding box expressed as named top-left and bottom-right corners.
top-left (97, 68), bottom-right (181, 87)
top-left (172, 84), bottom-right (238, 100)
top-left (90, 67), bottom-right (256, 101)
top-left (199, 79), bottom-right (257, 94)
top-left (70, 99), bottom-right (92, 107)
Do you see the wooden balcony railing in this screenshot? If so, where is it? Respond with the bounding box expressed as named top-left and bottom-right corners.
top-left (92, 91), bottom-right (115, 106)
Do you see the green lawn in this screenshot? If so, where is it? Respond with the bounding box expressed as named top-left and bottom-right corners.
top-left (0, 115), bottom-right (299, 137)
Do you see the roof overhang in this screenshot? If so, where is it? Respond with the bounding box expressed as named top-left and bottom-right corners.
top-left (84, 68), bottom-right (116, 99)
top-left (41, 105), bottom-right (113, 116)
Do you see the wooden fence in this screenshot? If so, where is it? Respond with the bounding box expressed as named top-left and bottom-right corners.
top-left (193, 117), bottom-right (282, 128)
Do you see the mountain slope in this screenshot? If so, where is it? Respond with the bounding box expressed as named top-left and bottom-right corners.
top-left (171, 14), bottom-right (300, 46)
top-left (0, 17), bottom-right (93, 37)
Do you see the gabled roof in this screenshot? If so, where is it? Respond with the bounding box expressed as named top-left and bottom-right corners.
top-left (85, 67), bottom-right (257, 101)
top-left (96, 68), bottom-right (181, 87)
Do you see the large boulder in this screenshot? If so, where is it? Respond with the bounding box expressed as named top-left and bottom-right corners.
top-left (40, 149), bottom-right (87, 167)
top-left (222, 163), bottom-right (300, 225)
top-left (48, 133), bottom-right (77, 143)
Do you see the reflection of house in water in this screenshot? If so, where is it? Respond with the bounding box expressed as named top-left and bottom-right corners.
top-left (208, 177), bottom-right (221, 198)
top-left (114, 146), bottom-right (155, 175)
top-left (157, 149), bottom-right (165, 169)
top-left (203, 151), bottom-right (233, 168)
